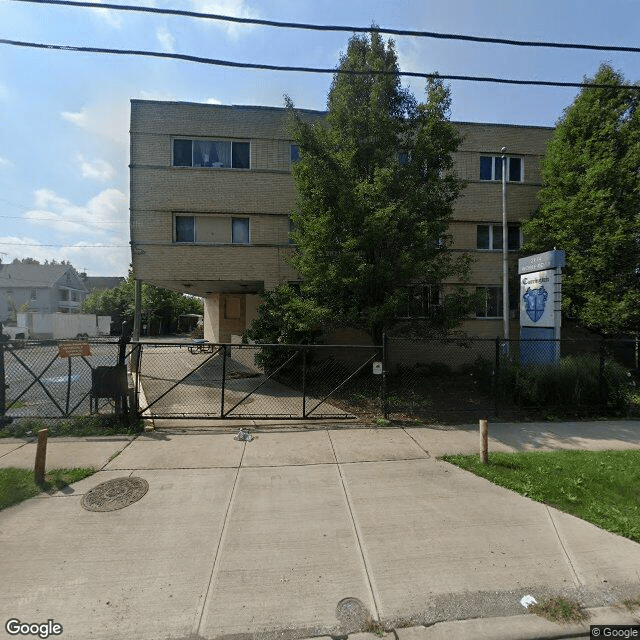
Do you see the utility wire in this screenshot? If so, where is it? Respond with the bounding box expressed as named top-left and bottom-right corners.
top-left (2, 39), bottom-right (639, 90)
top-left (11, 0), bottom-right (640, 54)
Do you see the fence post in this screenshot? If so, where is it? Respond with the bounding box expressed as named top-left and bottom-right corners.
top-left (494, 336), bottom-right (501, 417)
top-left (117, 322), bottom-right (129, 417)
top-left (301, 348), bottom-right (307, 418)
top-left (382, 333), bottom-right (388, 420)
top-left (0, 322), bottom-right (9, 426)
top-left (220, 345), bottom-right (227, 417)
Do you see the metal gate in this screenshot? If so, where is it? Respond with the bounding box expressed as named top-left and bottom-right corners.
top-left (134, 342), bottom-right (382, 420)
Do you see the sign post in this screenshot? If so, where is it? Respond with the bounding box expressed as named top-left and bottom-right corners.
top-left (518, 250), bottom-right (565, 365)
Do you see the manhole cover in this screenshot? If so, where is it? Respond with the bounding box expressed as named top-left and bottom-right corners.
top-left (82, 477), bottom-right (149, 512)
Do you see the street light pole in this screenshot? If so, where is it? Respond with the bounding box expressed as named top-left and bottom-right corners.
top-left (501, 148), bottom-right (509, 344)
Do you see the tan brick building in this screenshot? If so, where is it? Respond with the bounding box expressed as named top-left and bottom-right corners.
top-left (129, 99), bottom-right (553, 342)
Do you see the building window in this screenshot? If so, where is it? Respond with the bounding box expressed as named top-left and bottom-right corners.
top-left (290, 144), bottom-right (300, 164)
top-left (30, 289), bottom-right (37, 301)
top-left (175, 216), bottom-right (195, 243)
top-left (172, 139), bottom-right (250, 169)
top-left (476, 286), bottom-right (503, 318)
top-left (231, 218), bottom-right (250, 244)
top-left (479, 156), bottom-right (522, 182)
top-left (400, 284), bottom-right (442, 318)
top-left (174, 215), bottom-right (251, 245)
top-left (476, 224), bottom-right (521, 251)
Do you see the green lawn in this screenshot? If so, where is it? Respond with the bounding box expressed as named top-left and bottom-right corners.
top-left (0, 467), bottom-right (96, 511)
top-left (442, 449), bottom-right (640, 543)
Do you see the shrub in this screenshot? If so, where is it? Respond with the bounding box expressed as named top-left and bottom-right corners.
top-left (497, 354), bottom-right (630, 412)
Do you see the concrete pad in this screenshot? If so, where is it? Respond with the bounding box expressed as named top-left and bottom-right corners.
top-left (198, 464), bottom-right (374, 637)
top-left (478, 420), bottom-right (640, 452)
top-left (329, 428), bottom-right (430, 463)
top-left (340, 458), bottom-right (580, 620)
top-left (104, 432), bottom-right (244, 469)
top-left (43, 470), bottom-right (134, 497)
top-left (0, 468), bottom-right (237, 640)
top-left (547, 507), bottom-right (640, 586)
top-left (0, 437), bottom-right (133, 470)
top-left (241, 430), bottom-right (336, 466)
top-left (406, 426), bottom-right (516, 456)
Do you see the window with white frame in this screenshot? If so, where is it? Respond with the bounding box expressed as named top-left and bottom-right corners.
top-left (476, 223), bottom-right (521, 251)
top-left (173, 139), bottom-right (250, 169)
top-left (479, 156), bottom-right (522, 182)
top-left (174, 215), bottom-right (250, 244)
top-left (476, 286), bottom-right (503, 318)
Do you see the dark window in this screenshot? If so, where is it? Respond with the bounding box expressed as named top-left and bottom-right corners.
top-left (477, 225), bottom-right (490, 250)
top-left (173, 139), bottom-right (192, 167)
top-left (476, 223), bottom-right (520, 251)
top-left (479, 156), bottom-right (493, 181)
top-left (232, 142), bottom-right (250, 169)
top-left (173, 139), bottom-right (250, 168)
top-left (290, 144), bottom-right (300, 164)
top-left (231, 218), bottom-right (249, 244)
top-left (508, 225), bottom-right (521, 250)
top-left (480, 155), bottom-right (522, 182)
top-left (509, 157), bottom-right (522, 182)
top-left (175, 216), bottom-right (195, 243)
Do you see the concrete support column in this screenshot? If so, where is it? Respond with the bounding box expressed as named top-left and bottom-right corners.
top-left (203, 294), bottom-right (220, 343)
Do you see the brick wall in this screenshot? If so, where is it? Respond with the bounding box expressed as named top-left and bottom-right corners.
top-left (130, 100), bottom-right (554, 336)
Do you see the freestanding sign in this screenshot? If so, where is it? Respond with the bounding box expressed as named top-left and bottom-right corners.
top-left (518, 250), bottom-right (565, 364)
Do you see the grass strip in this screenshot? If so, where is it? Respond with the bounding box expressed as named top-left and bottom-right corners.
top-left (442, 449), bottom-right (640, 543)
top-left (0, 467), bottom-right (96, 511)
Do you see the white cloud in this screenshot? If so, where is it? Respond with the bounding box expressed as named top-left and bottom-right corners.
top-left (206, 97), bottom-right (222, 104)
top-left (9, 188), bottom-right (131, 275)
top-left (77, 155), bottom-right (115, 181)
top-left (25, 188), bottom-right (127, 236)
top-left (61, 108), bottom-right (90, 127)
top-left (156, 26), bottom-right (176, 53)
top-left (190, 0), bottom-right (260, 39)
top-left (0, 156), bottom-right (12, 168)
top-left (60, 101), bottom-right (129, 148)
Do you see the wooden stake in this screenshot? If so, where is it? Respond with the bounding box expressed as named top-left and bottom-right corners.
top-left (479, 419), bottom-right (489, 464)
top-left (34, 428), bottom-right (48, 485)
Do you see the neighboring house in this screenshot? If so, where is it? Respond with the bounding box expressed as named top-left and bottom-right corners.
top-left (129, 100), bottom-right (553, 342)
top-left (0, 263), bottom-right (89, 323)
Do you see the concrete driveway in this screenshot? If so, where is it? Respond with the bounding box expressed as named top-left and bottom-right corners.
top-left (1, 423), bottom-right (640, 639)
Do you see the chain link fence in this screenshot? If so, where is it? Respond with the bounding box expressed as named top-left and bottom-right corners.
top-left (2, 335), bottom-right (637, 427)
top-left (0, 337), bottom-right (132, 427)
top-left (134, 342), bottom-right (382, 419)
top-left (384, 336), bottom-right (639, 421)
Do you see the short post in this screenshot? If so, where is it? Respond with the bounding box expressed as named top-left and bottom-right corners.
top-left (34, 428), bottom-right (48, 485)
top-left (479, 419), bottom-right (489, 464)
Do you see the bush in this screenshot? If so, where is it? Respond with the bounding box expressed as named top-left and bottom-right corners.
top-left (498, 355), bottom-right (631, 412)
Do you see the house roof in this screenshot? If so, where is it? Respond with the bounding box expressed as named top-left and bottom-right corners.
top-left (0, 263), bottom-right (88, 291)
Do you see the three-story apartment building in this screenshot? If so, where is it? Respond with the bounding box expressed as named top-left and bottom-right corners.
top-left (129, 100), bottom-right (553, 342)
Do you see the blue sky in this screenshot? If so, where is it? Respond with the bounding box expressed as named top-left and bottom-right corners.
top-left (0, 0), bottom-right (638, 277)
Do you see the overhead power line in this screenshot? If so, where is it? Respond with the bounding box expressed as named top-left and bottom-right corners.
top-left (11, 0), bottom-right (640, 54)
top-left (2, 39), bottom-right (639, 90)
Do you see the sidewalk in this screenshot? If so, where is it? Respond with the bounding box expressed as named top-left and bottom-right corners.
top-left (0, 422), bottom-right (639, 640)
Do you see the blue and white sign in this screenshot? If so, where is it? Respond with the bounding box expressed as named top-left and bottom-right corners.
top-left (520, 269), bottom-right (556, 327)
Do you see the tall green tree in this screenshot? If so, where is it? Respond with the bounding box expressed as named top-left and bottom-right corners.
top-left (249, 30), bottom-right (470, 344)
top-left (522, 64), bottom-right (640, 334)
